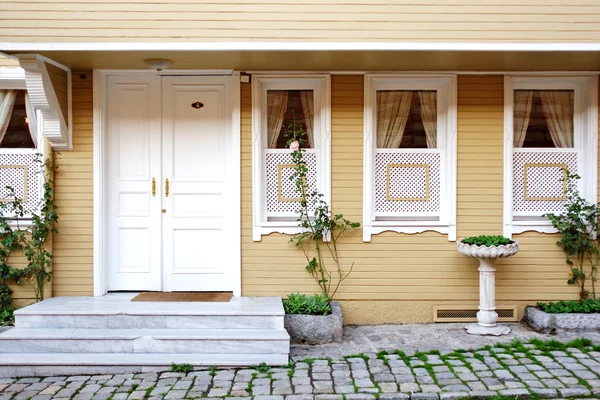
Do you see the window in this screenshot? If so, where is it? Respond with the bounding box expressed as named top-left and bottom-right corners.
top-left (0, 90), bottom-right (35, 148)
top-left (0, 86), bottom-right (42, 220)
top-left (252, 75), bottom-right (330, 241)
top-left (363, 75), bottom-right (457, 242)
top-left (504, 76), bottom-right (598, 236)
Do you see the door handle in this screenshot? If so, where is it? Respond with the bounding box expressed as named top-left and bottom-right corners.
top-left (165, 178), bottom-right (169, 197)
top-left (152, 178), bottom-right (156, 197)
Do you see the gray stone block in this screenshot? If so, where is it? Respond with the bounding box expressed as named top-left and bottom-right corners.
top-left (411, 393), bottom-right (439, 400)
top-left (439, 392), bottom-right (468, 400)
top-left (498, 388), bottom-right (530, 398)
top-left (557, 387), bottom-right (591, 397)
top-left (379, 394), bottom-right (409, 400)
top-left (525, 306), bottom-right (600, 331)
top-left (284, 302), bottom-right (343, 344)
top-left (528, 388), bottom-right (557, 398)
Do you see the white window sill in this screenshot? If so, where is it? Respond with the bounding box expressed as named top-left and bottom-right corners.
top-left (364, 222), bottom-right (456, 242)
top-left (511, 221), bottom-right (558, 235)
top-left (253, 221), bottom-right (302, 241)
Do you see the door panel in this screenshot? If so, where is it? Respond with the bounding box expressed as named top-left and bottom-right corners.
top-left (161, 76), bottom-right (234, 291)
top-left (106, 75), bottom-right (162, 291)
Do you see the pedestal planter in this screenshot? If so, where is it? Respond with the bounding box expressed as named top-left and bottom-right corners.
top-left (284, 302), bottom-right (342, 344)
top-left (457, 240), bottom-right (519, 336)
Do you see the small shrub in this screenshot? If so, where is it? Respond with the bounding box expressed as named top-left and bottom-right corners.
top-left (537, 299), bottom-right (600, 314)
top-left (0, 307), bottom-right (15, 326)
top-left (170, 363), bottom-right (193, 373)
top-left (460, 235), bottom-right (514, 247)
top-left (283, 293), bottom-right (331, 316)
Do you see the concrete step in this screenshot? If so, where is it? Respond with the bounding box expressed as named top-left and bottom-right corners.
top-left (0, 328), bottom-right (290, 354)
top-left (0, 353), bottom-right (290, 378)
top-left (15, 294), bottom-right (284, 330)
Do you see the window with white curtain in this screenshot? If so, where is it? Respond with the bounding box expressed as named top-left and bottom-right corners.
top-left (363, 75), bottom-right (457, 242)
top-left (504, 76), bottom-right (598, 236)
top-left (251, 75), bottom-right (331, 241)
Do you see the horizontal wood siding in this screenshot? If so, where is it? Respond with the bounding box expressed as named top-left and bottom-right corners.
top-left (45, 62), bottom-right (69, 129)
top-left (240, 75), bottom-right (580, 312)
top-left (51, 70), bottom-right (93, 296)
top-left (1, 1), bottom-right (600, 42)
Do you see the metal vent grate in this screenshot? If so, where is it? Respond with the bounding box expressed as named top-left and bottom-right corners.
top-left (433, 306), bottom-right (518, 322)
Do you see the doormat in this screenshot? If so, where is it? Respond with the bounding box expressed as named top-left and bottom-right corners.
top-left (131, 292), bottom-right (233, 302)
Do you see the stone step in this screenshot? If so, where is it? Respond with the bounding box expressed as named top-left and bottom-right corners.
top-left (0, 353), bottom-right (289, 378)
top-left (15, 294), bottom-right (284, 330)
top-left (0, 328), bottom-right (290, 354)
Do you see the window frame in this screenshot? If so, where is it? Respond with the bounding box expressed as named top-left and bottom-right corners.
top-left (363, 74), bottom-right (458, 242)
top-left (503, 75), bottom-right (599, 237)
top-left (251, 74), bottom-right (331, 241)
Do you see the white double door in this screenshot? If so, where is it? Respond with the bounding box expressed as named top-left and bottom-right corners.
top-left (106, 75), bottom-right (237, 292)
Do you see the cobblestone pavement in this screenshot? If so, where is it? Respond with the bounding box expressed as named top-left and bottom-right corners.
top-left (291, 323), bottom-right (600, 360)
top-left (1, 334), bottom-right (600, 399)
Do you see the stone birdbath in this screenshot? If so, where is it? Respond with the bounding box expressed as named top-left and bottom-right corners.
top-left (457, 236), bottom-right (519, 336)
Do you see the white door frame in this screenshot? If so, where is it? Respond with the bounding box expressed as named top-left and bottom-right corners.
top-left (93, 70), bottom-right (241, 296)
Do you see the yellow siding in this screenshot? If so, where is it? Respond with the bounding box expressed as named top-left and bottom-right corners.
top-left (46, 73), bottom-right (594, 323)
top-left (0, 55), bottom-right (19, 67)
top-left (240, 75), bottom-right (580, 324)
top-left (1, 1), bottom-right (600, 43)
top-left (51, 70), bottom-right (93, 296)
top-left (45, 62), bottom-right (69, 129)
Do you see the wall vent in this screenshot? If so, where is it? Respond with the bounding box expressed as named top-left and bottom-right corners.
top-left (433, 305), bottom-right (518, 322)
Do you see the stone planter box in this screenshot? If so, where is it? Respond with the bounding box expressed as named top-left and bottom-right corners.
top-left (284, 302), bottom-right (342, 344)
top-left (525, 306), bottom-right (600, 332)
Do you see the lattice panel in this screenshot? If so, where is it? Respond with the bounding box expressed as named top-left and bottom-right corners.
top-left (375, 151), bottom-right (441, 213)
top-left (265, 151), bottom-right (317, 214)
top-left (0, 153), bottom-right (42, 215)
top-left (513, 151), bottom-right (577, 213)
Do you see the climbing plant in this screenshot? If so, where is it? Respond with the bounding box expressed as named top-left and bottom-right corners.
top-left (0, 154), bottom-right (58, 308)
top-left (284, 119), bottom-right (360, 301)
top-left (545, 170), bottom-right (598, 300)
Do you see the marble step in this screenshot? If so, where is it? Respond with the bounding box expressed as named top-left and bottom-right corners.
top-left (0, 328), bottom-right (290, 354)
top-left (15, 294), bottom-right (284, 330)
top-left (0, 353), bottom-right (289, 378)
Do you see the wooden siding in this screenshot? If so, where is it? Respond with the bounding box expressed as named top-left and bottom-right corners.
top-left (51, 70), bottom-right (93, 296)
top-left (1, 1), bottom-right (600, 43)
top-left (45, 62), bottom-right (69, 129)
top-left (0, 55), bottom-right (19, 67)
top-left (240, 75), bottom-right (580, 310)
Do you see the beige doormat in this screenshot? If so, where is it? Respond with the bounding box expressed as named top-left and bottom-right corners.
top-left (131, 292), bottom-right (233, 302)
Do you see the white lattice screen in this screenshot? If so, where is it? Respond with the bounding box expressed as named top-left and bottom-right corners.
top-left (265, 150), bottom-right (317, 215)
top-left (513, 151), bottom-right (578, 213)
top-left (0, 152), bottom-right (42, 215)
top-left (375, 151), bottom-right (441, 214)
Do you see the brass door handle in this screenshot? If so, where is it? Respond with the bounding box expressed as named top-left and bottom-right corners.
top-left (152, 178), bottom-right (156, 197)
top-left (165, 178), bottom-right (169, 197)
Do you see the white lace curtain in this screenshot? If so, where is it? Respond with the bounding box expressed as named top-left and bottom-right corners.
top-left (300, 90), bottom-right (314, 148)
top-left (513, 90), bottom-right (574, 148)
top-left (267, 91), bottom-right (288, 149)
top-left (25, 93), bottom-right (38, 147)
top-left (419, 91), bottom-right (437, 148)
top-left (376, 91), bottom-right (412, 148)
top-left (0, 90), bottom-right (17, 145)
top-left (377, 91), bottom-right (437, 149)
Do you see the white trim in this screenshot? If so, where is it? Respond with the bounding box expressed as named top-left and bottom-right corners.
top-left (93, 69), bottom-right (242, 297)
top-left (0, 67), bottom-right (26, 89)
top-left (503, 75), bottom-right (598, 237)
top-left (17, 54), bottom-right (72, 150)
top-left (4, 42), bottom-right (600, 52)
top-left (251, 74), bottom-right (331, 241)
top-left (363, 74), bottom-right (457, 242)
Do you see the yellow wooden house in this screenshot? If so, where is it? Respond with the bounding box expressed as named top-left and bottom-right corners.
top-left (1, 1), bottom-right (599, 330)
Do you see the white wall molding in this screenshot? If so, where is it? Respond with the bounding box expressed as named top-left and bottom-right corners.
top-left (363, 74), bottom-right (457, 242)
top-left (251, 74), bottom-right (331, 241)
top-left (4, 42), bottom-right (600, 52)
top-left (17, 54), bottom-right (72, 150)
top-left (503, 75), bottom-right (598, 237)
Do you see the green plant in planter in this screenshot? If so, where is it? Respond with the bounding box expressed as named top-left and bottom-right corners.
top-left (284, 118), bottom-right (360, 302)
top-left (460, 235), bottom-right (514, 247)
top-left (544, 170), bottom-right (598, 300)
top-left (537, 299), bottom-right (600, 314)
top-left (283, 293), bottom-right (331, 316)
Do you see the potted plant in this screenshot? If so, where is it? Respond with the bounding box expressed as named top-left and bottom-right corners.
top-left (283, 293), bottom-right (342, 344)
top-left (457, 235), bottom-right (519, 336)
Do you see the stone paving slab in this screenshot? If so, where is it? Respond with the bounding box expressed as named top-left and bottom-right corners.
top-left (1, 333), bottom-right (600, 399)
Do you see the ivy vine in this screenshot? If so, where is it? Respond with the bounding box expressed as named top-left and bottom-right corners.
top-left (0, 154), bottom-right (58, 310)
top-left (284, 118), bottom-right (360, 301)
